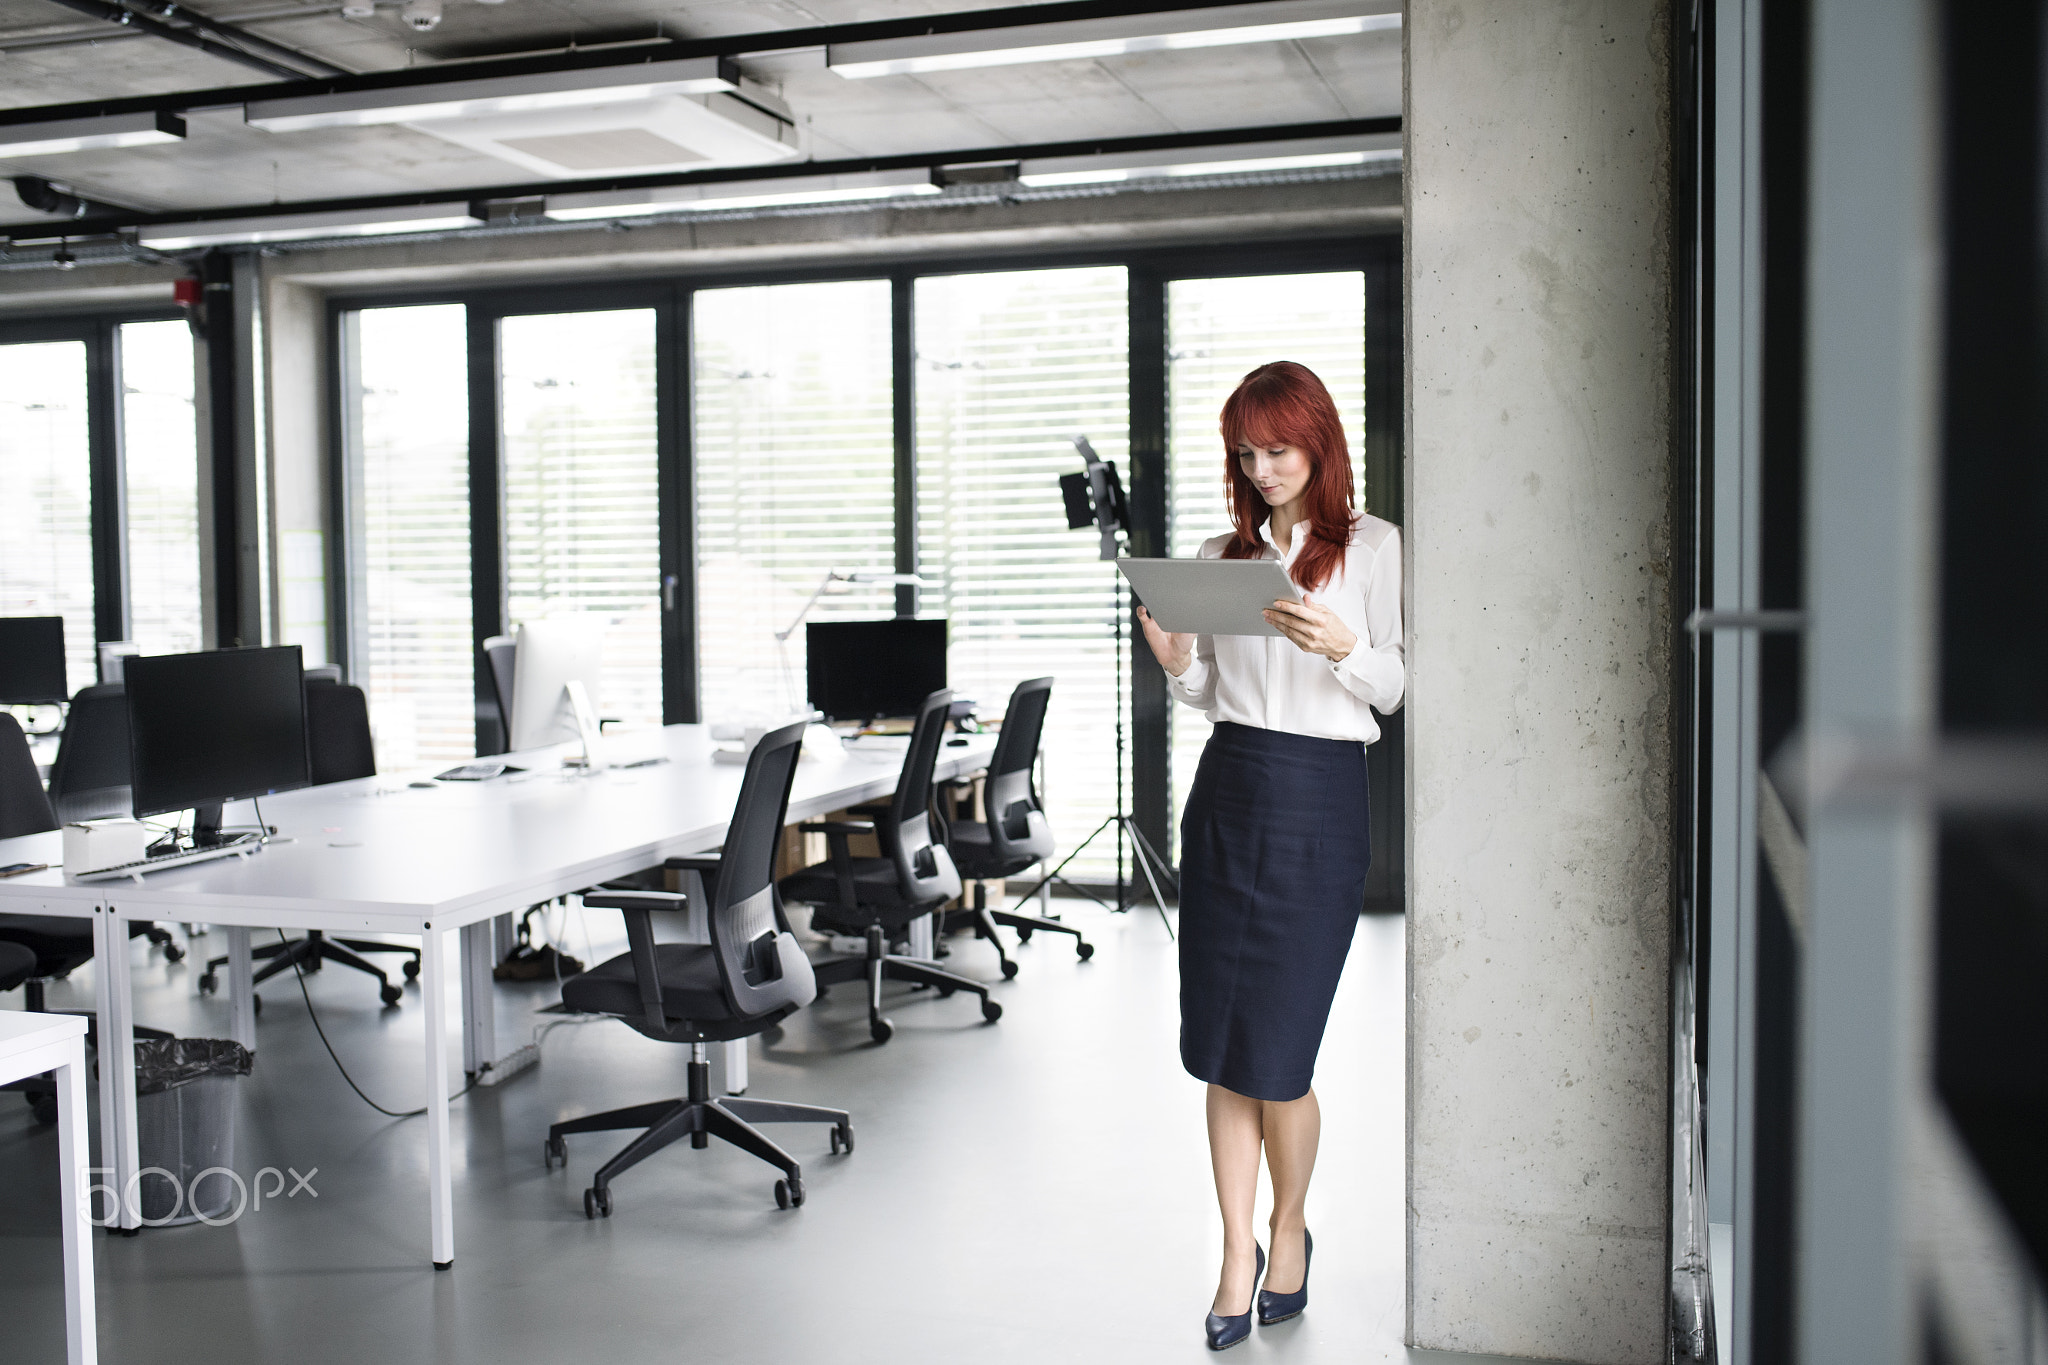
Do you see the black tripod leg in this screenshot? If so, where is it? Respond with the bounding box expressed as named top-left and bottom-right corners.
top-left (1121, 817), bottom-right (1177, 939)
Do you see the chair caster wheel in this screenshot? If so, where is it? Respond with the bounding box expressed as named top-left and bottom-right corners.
top-left (164, 944), bottom-right (186, 963)
top-left (935, 983), bottom-right (954, 998)
top-left (584, 1186), bottom-right (611, 1219)
top-left (251, 993), bottom-right (262, 1015)
top-left (775, 1177), bottom-right (805, 1209)
top-left (543, 1136), bottom-right (567, 1169)
top-left (1016, 926), bottom-right (1033, 943)
top-left (380, 983), bottom-right (403, 1007)
top-left (981, 998), bottom-right (1003, 1023)
top-left (403, 959), bottom-right (420, 981)
top-left (870, 1018), bottom-right (894, 1044)
top-left (1077, 942), bottom-right (1095, 961)
top-left (197, 972), bottom-right (218, 995)
top-left (830, 1123), bottom-right (854, 1155)
top-left (1000, 959), bottom-right (1019, 980)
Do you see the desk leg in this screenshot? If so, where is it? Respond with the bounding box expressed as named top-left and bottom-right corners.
top-left (420, 925), bottom-right (454, 1268)
top-left (459, 923), bottom-right (493, 1077)
top-left (55, 1039), bottom-right (97, 1365)
top-left (491, 912), bottom-right (515, 964)
top-left (723, 1039), bottom-right (748, 1095)
top-left (92, 907), bottom-right (139, 1233)
top-left (226, 927), bottom-right (255, 1052)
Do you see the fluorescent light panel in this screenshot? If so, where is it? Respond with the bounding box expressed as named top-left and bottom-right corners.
top-left (828, 0), bottom-right (1399, 77)
top-left (0, 109), bottom-right (185, 157)
top-left (138, 205), bottom-right (479, 248)
top-left (245, 56), bottom-right (736, 132)
top-left (1017, 133), bottom-right (1398, 185)
top-left (548, 168), bottom-right (939, 219)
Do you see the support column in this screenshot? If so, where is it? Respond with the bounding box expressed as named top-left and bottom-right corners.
top-left (1406, 2), bottom-right (1676, 1360)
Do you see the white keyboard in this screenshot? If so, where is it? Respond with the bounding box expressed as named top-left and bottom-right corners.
top-left (72, 834), bottom-right (265, 884)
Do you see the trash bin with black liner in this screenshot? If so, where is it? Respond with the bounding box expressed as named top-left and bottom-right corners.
top-left (134, 1038), bottom-right (253, 1227)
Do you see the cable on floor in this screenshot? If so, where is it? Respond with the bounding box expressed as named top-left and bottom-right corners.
top-left (277, 930), bottom-right (478, 1119)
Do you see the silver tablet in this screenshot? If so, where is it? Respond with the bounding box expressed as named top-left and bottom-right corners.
top-left (1117, 557), bottom-right (1302, 637)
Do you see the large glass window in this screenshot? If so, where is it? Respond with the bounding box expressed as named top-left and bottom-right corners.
top-left (501, 310), bottom-right (662, 732)
top-left (916, 266), bottom-right (1131, 877)
top-left (1166, 273), bottom-right (1368, 844)
top-left (0, 340), bottom-right (95, 696)
top-left (119, 320), bottom-right (203, 656)
top-left (693, 280), bottom-right (896, 725)
top-left (344, 304), bottom-right (473, 769)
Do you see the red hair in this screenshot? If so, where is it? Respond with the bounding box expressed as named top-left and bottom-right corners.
top-left (1217, 361), bottom-right (1354, 594)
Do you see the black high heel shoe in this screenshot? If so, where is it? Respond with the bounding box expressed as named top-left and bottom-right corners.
top-left (1204, 1243), bottom-right (1264, 1351)
top-left (1257, 1228), bottom-right (1313, 1325)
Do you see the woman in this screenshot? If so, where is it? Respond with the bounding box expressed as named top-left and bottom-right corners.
top-left (1138, 360), bottom-right (1404, 1351)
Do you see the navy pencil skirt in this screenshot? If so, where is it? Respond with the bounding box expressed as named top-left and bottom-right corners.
top-left (1178, 721), bottom-right (1370, 1103)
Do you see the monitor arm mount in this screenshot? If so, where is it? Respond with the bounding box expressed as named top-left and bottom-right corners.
top-left (775, 570), bottom-right (928, 643)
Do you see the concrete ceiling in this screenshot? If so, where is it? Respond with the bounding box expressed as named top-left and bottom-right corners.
top-left (0, 0), bottom-right (1401, 220)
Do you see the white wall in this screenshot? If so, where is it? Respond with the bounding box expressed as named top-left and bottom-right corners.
top-left (1405, 2), bottom-right (1675, 1360)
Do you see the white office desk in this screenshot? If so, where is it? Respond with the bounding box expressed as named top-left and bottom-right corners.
top-left (0, 1010), bottom-right (96, 1365)
top-left (0, 724), bottom-right (992, 1268)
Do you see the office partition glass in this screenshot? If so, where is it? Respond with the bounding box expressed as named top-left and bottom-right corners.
top-left (501, 310), bottom-right (661, 732)
top-left (0, 340), bottom-right (95, 697)
top-left (915, 266), bottom-right (1131, 879)
top-left (693, 280), bottom-right (896, 726)
top-left (343, 304), bottom-right (473, 768)
top-left (1166, 273), bottom-right (1367, 852)
top-left (119, 320), bottom-right (203, 657)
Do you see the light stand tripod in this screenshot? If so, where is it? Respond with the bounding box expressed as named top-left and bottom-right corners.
top-left (1014, 437), bottom-right (1177, 936)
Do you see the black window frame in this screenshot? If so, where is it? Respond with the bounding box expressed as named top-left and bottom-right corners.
top-left (325, 232), bottom-right (1402, 887)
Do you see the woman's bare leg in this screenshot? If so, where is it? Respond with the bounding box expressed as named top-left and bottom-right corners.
top-left (1261, 1088), bottom-right (1321, 1294)
top-left (1206, 1084), bottom-right (1265, 1315)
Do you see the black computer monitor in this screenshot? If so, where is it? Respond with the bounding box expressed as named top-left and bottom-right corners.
top-left (0, 616), bottom-right (68, 704)
top-left (125, 645), bottom-right (310, 842)
top-left (806, 619), bottom-right (947, 723)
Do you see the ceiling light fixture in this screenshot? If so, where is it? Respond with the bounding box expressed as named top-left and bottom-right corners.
top-left (547, 168), bottom-right (941, 220)
top-left (137, 205), bottom-right (482, 249)
top-left (1016, 132), bottom-right (1398, 186)
top-left (243, 56), bottom-right (740, 132)
top-left (827, 0), bottom-right (1399, 78)
top-left (0, 109), bottom-right (186, 158)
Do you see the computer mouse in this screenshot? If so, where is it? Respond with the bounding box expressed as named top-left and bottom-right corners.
top-left (409, 781), bottom-right (436, 789)
top-left (946, 737), bottom-right (969, 746)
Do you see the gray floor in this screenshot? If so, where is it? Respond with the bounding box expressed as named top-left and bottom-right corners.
top-left (1, 900), bottom-right (1509, 1364)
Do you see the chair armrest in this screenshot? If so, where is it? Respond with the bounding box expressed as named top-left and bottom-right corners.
top-left (844, 801), bottom-right (891, 819)
top-left (664, 856), bottom-right (723, 874)
top-left (581, 890), bottom-right (691, 913)
top-left (800, 821), bottom-right (874, 836)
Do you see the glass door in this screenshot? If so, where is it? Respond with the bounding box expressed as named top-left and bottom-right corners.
top-left (0, 339), bottom-right (96, 697)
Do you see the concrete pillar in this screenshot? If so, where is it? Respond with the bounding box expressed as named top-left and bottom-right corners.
top-left (1405, 3), bottom-right (1675, 1362)
top-left (264, 276), bottom-right (331, 667)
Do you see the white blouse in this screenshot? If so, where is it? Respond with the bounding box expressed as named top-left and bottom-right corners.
top-left (1163, 513), bottom-right (1406, 744)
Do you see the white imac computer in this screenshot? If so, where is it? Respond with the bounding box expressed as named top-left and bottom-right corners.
top-left (509, 618), bottom-right (607, 766)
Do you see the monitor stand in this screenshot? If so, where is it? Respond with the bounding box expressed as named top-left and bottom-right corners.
top-left (190, 802), bottom-right (228, 848)
top-left (562, 679), bottom-right (603, 770)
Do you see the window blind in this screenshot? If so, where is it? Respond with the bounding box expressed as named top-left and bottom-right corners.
top-left (501, 310), bottom-right (662, 731)
top-left (0, 340), bottom-right (95, 697)
top-left (345, 304), bottom-right (474, 769)
top-left (693, 280), bottom-right (897, 726)
top-left (915, 266), bottom-right (1131, 880)
top-left (120, 320), bottom-right (203, 658)
top-left (1166, 273), bottom-right (1368, 852)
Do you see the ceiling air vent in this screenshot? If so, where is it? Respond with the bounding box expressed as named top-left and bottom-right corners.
top-left (408, 93), bottom-right (799, 178)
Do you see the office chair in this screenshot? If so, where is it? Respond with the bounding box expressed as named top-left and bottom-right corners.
top-left (480, 635), bottom-right (516, 755)
top-left (47, 683), bottom-right (136, 823)
top-left (0, 940), bottom-right (34, 995)
top-left (778, 689), bottom-right (1003, 1044)
top-left (938, 677), bottom-right (1092, 977)
top-left (0, 713), bottom-right (173, 1123)
top-left (548, 721), bottom-right (852, 1215)
top-left (198, 676), bottom-right (418, 1007)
